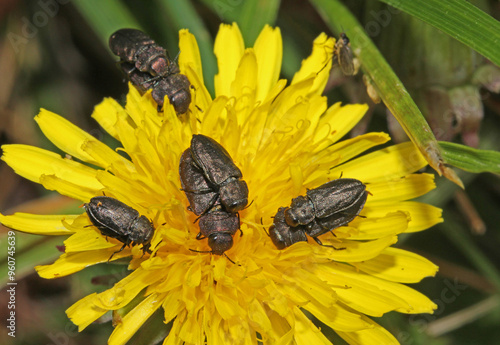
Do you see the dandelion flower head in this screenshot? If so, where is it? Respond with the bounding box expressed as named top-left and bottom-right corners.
top-left (0, 23), bottom-right (442, 345)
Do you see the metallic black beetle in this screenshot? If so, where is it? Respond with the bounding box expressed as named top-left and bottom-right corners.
top-left (189, 134), bottom-right (249, 214)
top-left (196, 205), bottom-right (240, 255)
top-left (179, 142), bottom-right (243, 257)
top-left (268, 178), bottom-right (367, 249)
top-left (109, 28), bottom-right (174, 77)
top-left (334, 32), bottom-right (355, 76)
top-left (179, 148), bottom-right (218, 216)
top-left (120, 62), bottom-right (191, 114)
top-left (110, 29), bottom-right (192, 114)
top-left (84, 196), bottom-right (154, 260)
top-left (284, 178), bottom-right (367, 229)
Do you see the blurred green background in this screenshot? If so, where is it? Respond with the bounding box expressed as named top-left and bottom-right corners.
top-left (1, 0), bottom-right (500, 344)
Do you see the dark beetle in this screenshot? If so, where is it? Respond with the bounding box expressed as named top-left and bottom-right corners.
top-left (109, 28), bottom-right (173, 77)
top-left (120, 62), bottom-right (191, 114)
top-left (196, 206), bottom-right (240, 255)
top-left (190, 134), bottom-right (248, 213)
top-left (334, 32), bottom-right (355, 76)
top-left (179, 148), bottom-right (218, 216)
top-left (269, 207), bottom-right (307, 249)
top-left (284, 178), bottom-right (367, 228)
top-left (269, 207), bottom-right (349, 249)
top-left (268, 178), bottom-right (367, 249)
top-left (84, 196), bottom-right (154, 260)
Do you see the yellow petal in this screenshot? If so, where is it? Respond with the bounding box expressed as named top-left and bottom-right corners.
top-left (402, 202), bottom-right (443, 232)
top-left (35, 109), bottom-right (121, 168)
top-left (314, 263), bottom-right (411, 316)
top-left (314, 235), bottom-right (398, 262)
top-left (35, 250), bottom-right (131, 278)
top-left (337, 317), bottom-right (399, 345)
top-left (315, 103), bottom-right (369, 145)
top-left (124, 85), bottom-right (162, 134)
top-left (162, 289), bottom-right (184, 324)
top-left (81, 140), bottom-right (134, 172)
top-left (179, 29), bottom-right (204, 84)
top-left (40, 174), bottom-right (97, 201)
top-left (304, 132), bottom-right (391, 185)
top-left (0, 212), bottom-right (76, 235)
top-left (200, 95), bottom-right (229, 136)
top-left (66, 293), bottom-right (108, 331)
top-left (345, 210), bottom-right (410, 240)
top-left (35, 109), bottom-right (97, 165)
top-left (304, 301), bottom-right (372, 332)
top-left (253, 25), bottom-right (282, 102)
top-left (292, 307), bottom-right (332, 345)
top-left (280, 269), bottom-right (337, 307)
top-left (368, 173), bottom-right (436, 203)
top-left (1, 144), bottom-right (103, 193)
top-left (230, 49), bottom-right (257, 124)
top-left (248, 299), bottom-right (272, 335)
top-left (291, 33), bottom-right (334, 96)
top-left (64, 228), bottom-right (116, 252)
top-left (264, 77), bottom-right (315, 135)
top-left (184, 64), bottom-right (213, 114)
top-left (352, 247), bottom-right (439, 283)
top-left (315, 262), bottom-right (437, 315)
top-left (91, 97), bottom-right (128, 140)
top-left (331, 141), bottom-right (428, 182)
top-left (362, 201), bottom-right (443, 233)
top-left (323, 132), bottom-right (390, 161)
top-left (108, 292), bottom-right (167, 345)
top-left (214, 23), bottom-right (245, 97)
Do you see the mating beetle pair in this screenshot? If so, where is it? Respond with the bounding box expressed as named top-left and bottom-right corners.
top-left (269, 178), bottom-right (368, 249)
top-left (109, 28), bottom-right (191, 114)
top-left (179, 134), bottom-right (249, 256)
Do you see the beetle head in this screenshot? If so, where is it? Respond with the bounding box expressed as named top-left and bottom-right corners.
top-left (284, 195), bottom-right (314, 227)
top-left (208, 233), bottom-right (234, 255)
top-left (220, 179), bottom-right (249, 213)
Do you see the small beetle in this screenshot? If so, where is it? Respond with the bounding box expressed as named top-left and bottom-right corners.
top-left (120, 61), bottom-right (191, 114)
top-left (109, 28), bottom-right (173, 77)
top-left (84, 196), bottom-right (154, 260)
top-left (196, 206), bottom-right (240, 255)
top-left (179, 148), bottom-right (218, 216)
top-left (284, 178), bottom-right (367, 228)
top-left (334, 32), bottom-right (355, 76)
top-left (269, 207), bottom-right (307, 249)
top-left (190, 134), bottom-right (249, 214)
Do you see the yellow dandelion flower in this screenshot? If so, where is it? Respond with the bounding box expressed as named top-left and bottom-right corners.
top-left (0, 23), bottom-right (442, 345)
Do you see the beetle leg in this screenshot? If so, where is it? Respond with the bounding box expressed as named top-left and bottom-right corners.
top-left (141, 243), bottom-right (152, 257)
top-left (107, 242), bottom-right (128, 262)
top-left (312, 236), bottom-right (346, 250)
top-left (237, 212), bottom-right (243, 237)
top-left (223, 253), bottom-right (239, 265)
top-left (196, 232), bottom-right (206, 240)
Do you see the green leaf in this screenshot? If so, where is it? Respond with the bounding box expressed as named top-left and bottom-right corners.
top-left (72, 0), bottom-right (141, 46)
top-left (439, 217), bottom-right (500, 291)
top-left (309, 0), bottom-right (463, 187)
top-left (439, 141), bottom-right (500, 173)
top-left (198, 0), bottom-right (281, 45)
top-left (0, 233), bottom-right (68, 287)
top-left (157, 0), bottom-right (217, 96)
top-left (379, 0), bottom-right (500, 68)
top-left (234, 0), bottom-right (281, 45)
